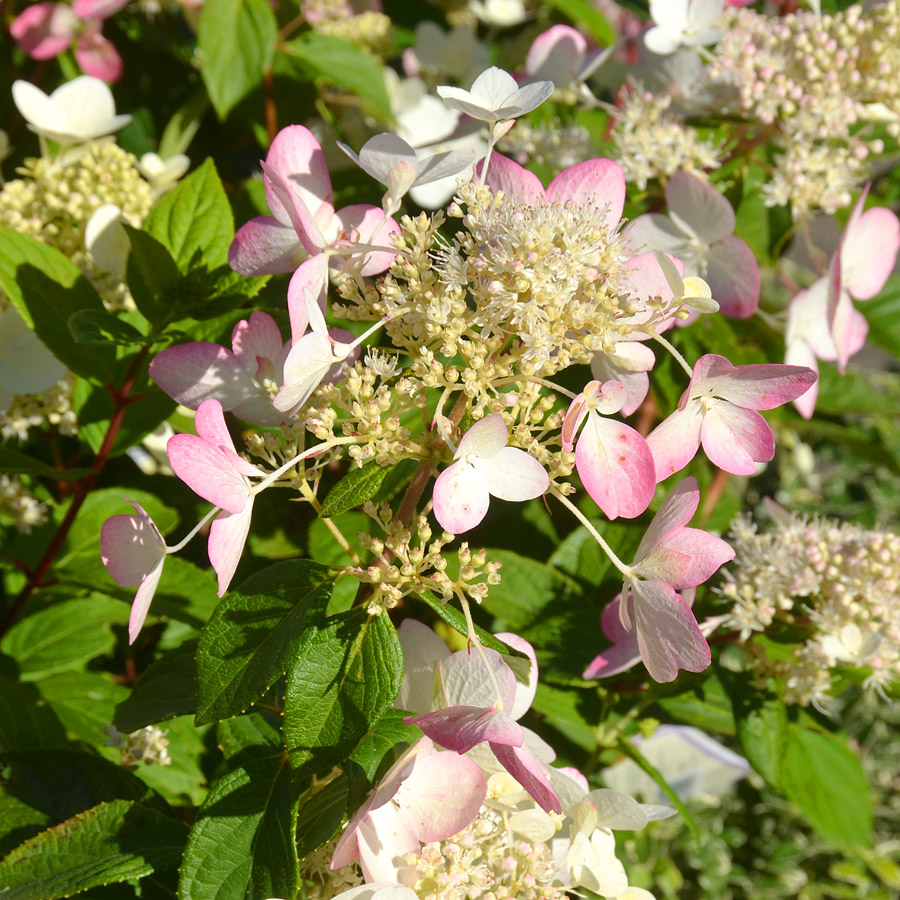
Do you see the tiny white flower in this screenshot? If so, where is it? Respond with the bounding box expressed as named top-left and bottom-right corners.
top-left (437, 66), bottom-right (553, 125)
top-left (469, 0), bottom-right (528, 28)
top-left (645, 0), bottom-right (724, 56)
top-left (138, 152), bottom-right (190, 192)
top-left (12, 75), bottom-right (131, 143)
top-left (819, 624), bottom-right (882, 665)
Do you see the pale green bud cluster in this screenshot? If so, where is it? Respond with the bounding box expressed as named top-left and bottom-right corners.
top-left (0, 474), bottom-right (47, 534)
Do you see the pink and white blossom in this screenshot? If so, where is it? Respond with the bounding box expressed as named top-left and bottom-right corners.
top-left (619, 477), bottom-right (734, 682)
top-left (626, 170), bottom-right (760, 318)
top-left (646, 354), bottom-right (817, 480)
top-left (432, 413), bottom-right (549, 534)
top-left (166, 399), bottom-right (264, 596)
top-left (100, 499), bottom-right (169, 644)
top-left (561, 380), bottom-right (656, 520)
top-left (437, 66), bottom-right (553, 126)
top-left (331, 737), bottom-right (487, 884)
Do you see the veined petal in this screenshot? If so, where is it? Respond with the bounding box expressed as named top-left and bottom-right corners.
top-left (491, 741), bottom-right (561, 813)
top-left (273, 332), bottom-right (334, 413)
top-left (700, 403), bottom-right (772, 475)
top-left (666, 169), bottom-right (734, 244)
top-left (407, 706), bottom-right (524, 753)
top-left (397, 620), bottom-right (451, 715)
top-left (478, 152), bottom-right (544, 203)
top-left (646, 404), bottom-right (704, 482)
top-left (167, 434), bottom-right (251, 514)
top-left (264, 125), bottom-right (333, 229)
top-left (840, 203), bottom-right (900, 300)
top-left (208, 502), bottom-right (253, 596)
top-left (455, 412), bottom-right (510, 459)
top-left (632, 579), bottom-right (711, 683)
top-left (332, 203), bottom-right (399, 276)
top-left (705, 236), bottom-right (760, 318)
top-left (228, 215), bottom-right (303, 276)
top-left (231, 312), bottom-right (284, 377)
top-left (635, 476), bottom-right (700, 560)
top-left (434, 646), bottom-right (518, 712)
top-left (575, 413), bottom-right (655, 519)
top-left (261, 159), bottom-right (325, 254)
top-left (582, 638), bottom-right (641, 680)
top-left (477, 446), bottom-right (549, 503)
top-left (128, 557), bottom-right (165, 644)
top-left (287, 254), bottom-right (329, 339)
top-left (432, 460), bottom-right (490, 534)
top-left (149, 343), bottom-right (257, 412)
top-left (660, 527), bottom-right (734, 588)
top-left (698, 354), bottom-right (817, 410)
top-left (546, 158), bottom-right (626, 230)
top-left (496, 632), bottom-right (538, 719)
top-left (786, 279), bottom-right (836, 361)
top-left (100, 499), bottom-right (166, 586)
top-left (624, 214), bottom-right (689, 256)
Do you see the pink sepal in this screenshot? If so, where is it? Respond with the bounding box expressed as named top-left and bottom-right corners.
top-left (492, 741), bottom-right (562, 814)
top-left (706, 236), bottom-right (760, 318)
top-left (10, 2), bottom-right (77, 59)
top-left (546, 158), bottom-right (626, 230)
top-left (72, 0), bottom-right (129, 18)
top-left (208, 504), bottom-right (253, 596)
top-left (228, 215), bottom-right (304, 276)
top-left (478, 152), bottom-right (544, 202)
top-left (75, 23), bottom-right (123, 82)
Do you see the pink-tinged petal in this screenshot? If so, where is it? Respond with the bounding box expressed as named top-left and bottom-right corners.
top-left (546, 158), bottom-right (626, 230)
top-left (622, 251), bottom-right (680, 315)
top-left (75, 25), bottom-right (123, 82)
top-left (646, 404), bottom-right (703, 482)
top-left (264, 124), bottom-right (333, 230)
top-left (561, 392), bottom-right (589, 452)
top-left (432, 460), bottom-right (490, 534)
top-left (406, 706), bottom-right (524, 753)
top-left (785, 338), bottom-right (819, 420)
top-left (231, 312), bottom-right (284, 377)
top-left (478, 153), bottom-right (544, 203)
top-left (624, 214), bottom-right (688, 256)
top-left (332, 204), bottom-right (399, 276)
top-left (634, 546), bottom-right (692, 585)
top-left (496, 632), bottom-right (538, 719)
top-left (72, 0), bottom-right (129, 18)
top-left (228, 215), bottom-right (303, 276)
top-left (208, 502), bottom-right (253, 596)
top-left (698, 354), bottom-right (818, 410)
top-left (659, 527), bottom-right (734, 588)
top-left (261, 159), bottom-right (325, 254)
top-left (456, 412), bottom-right (510, 459)
top-left (128, 557), bottom-right (165, 644)
top-left (477, 447), bottom-right (549, 503)
top-left (700, 403), bottom-right (772, 475)
top-left (194, 398), bottom-right (239, 457)
top-left (435, 646), bottom-right (518, 711)
top-left (397, 620), bottom-right (450, 715)
top-left (273, 332), bottom-right (334, 413)
top-left (830, 288), bottom-right (869, 374)
top-left (397, 750), bottom-right (487, 843)
top-left (576, 414), bottom-right (655, 519)
top-left (100, 499), bottom-right (166, 586)
top-left (583, 602), bottom-right (642, 678)
top-left (590, 345), bottom-right (654, 416)
top-left (786, 279), bottom-right (836, 361)
top-left (149, 343), bottom-right (260, 412)
top-left (167, 435), bottom-right (251, 513)
top-left (525, 24), bottom-right (585, 85)
top-left (841, 203), bottom-right (900, 300)
top-left (635, 476), bottom-right (699, 559)
top-left (10, 3), bottom-right (77, 59)
top-left (631, 580), bottom-right (711, 683)
top-left (355, 803), bottom-right (419, 883)
top-left (491, 741), bottom-right (562, 813)
top-left (602, 594), bottom-right (631, 643)
top-left (666, 170), bottom-right (734, 244)
top-left (287, 254), bottom-right (329, 339)
top-left (705, 236), bottom-right (759, 318)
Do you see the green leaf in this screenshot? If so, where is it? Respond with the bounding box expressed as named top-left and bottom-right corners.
top-left (144, 158), bottom-right (233, 273)
top-left (414, 589), bottom-right (518, 656)
top-left (860, 274), bottom-right (900, 360)
top-left (67, 310), bottom-right (156, 346)
top-left (734, 164), bottom-right (772, 264)
top-left (217, 711), bottom-right (283, 760)
top-left (732, 677), bottom-right (788, 789)
top-left (295, 774), bottom-right (348, 859)
top-left (542, 0), bottom-right (616, 44)
top-left (195, 560), bottom-right (335, 724)
top-left (114, 642), bottom-right (198, 732)
top-left (144, 556), bottom-right (220, 630)
top-left (348, 708), bottom-right (420, 783)
top-left (0, 595), bottom-right (124, 680)
top-left (0, 788), bottom-right (52, 858)
top-left (321, 462), bottom-right (393, 518)
top-left (0, 748), bottom-right (169, 822)
top-left (654, 670), bottom-right (737, 737)
top-left (781, 726), bottom-right (873, 848)
top-left (0, 446), bottom-right (93, 481)
top-left (549, 519), bottom-right (641, 589)
top-left (0, 228), bottom-right (115, 383)
top-left (198, 0), bottom-right (278, 119)
top-left (0, 800), bottom-right (187, 900)
top-left (283, 609), bottom-right (403, 778)
top-left (179, 750), bottom-right (300, 900)
top-left (159, 89), bottom-right (210, 160)
top-left (123, 225), bottom-right (183, 325)
top-left (283, 32), bottom-right (392, 120)
top-left (0, 677), bottom-right (68, 752)
top-left (531, 682), bottom-right (598, 752)
top-left (38, 671), bottom-right (129, 747)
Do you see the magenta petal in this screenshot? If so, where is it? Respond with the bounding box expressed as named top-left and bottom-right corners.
top-left (167, 435), bottom-right (250, 513)
top-left (264, 124), bottom-right (334, 229)
top-left (406, 706), bottom-right (524, 753)
top-left (576, 414), bottom-right (654, 519)
top-left (699, 354), bottom-right (817, 410)
top-left (432, 461), bottom-right (490, 534)
top-left (128, 559), bottom-right (165, 644)
top-left (72, 0), bottom-right (129, 18)
top-left (632, 579), bottom-right (711, 683)
top-left (583, 623), bottom-right (641, 679)
top-left (841, 205), bottom-right (900, 300)
top-left (478, 153), bottom-right (544, 202)
top-left (546, 158), bottom-right (626, 230)
top-left (706, 236), bottom-right (760, 318)
top-left (491, 741), bottom-right (562, 814)
top-left (208, 503), bottom-right (253, 596)
top-left (333, 204), bottom-right (399, 276)
top-left (262, 160), bottom-right (325, 254)
top-left (75, 25), bottom-right (123, 82)
top-left (785, 340), bottom-right (819, 419)
top-left (228, 215), bottom-right (303, 276)
top-left (646, 404), bottom-right (703, 483)
top-left (149, 343), bottom-right (256, 410)
top-left (100, 500), bottom-right (166, 586)
top-left (10, 3), bottom-right (77, 59)
top-left (231, 312), bottom-right (284, 377)
top-left (700, 404), bottom-right (772, 475)
top-left (636, 476), bottom-right (699, 557)
top-left (287, 254), bottom-right (329, 339)
top-left (660, 527), bottom-right (734, 588)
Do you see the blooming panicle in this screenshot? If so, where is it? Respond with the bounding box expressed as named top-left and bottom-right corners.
top-left (647, 354), bottom-right (817, 480)
top-left (561, 380), bottom-right (656, 520)
top-left (166, 399), bottom-right (264, 596)
top-left (432, 413), bottom-right (549, 534)
top-left (100, 499), bottom-right (168, 644)
top-left (620, 477), bottom-right (735, 682)
top-left (626, 170), bottom-right (760, 318)
top-left (330, 737), bottom-right (487, 883)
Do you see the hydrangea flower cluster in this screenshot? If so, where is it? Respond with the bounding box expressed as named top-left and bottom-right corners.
top-left (721, 507), bottom-right (900, 708)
